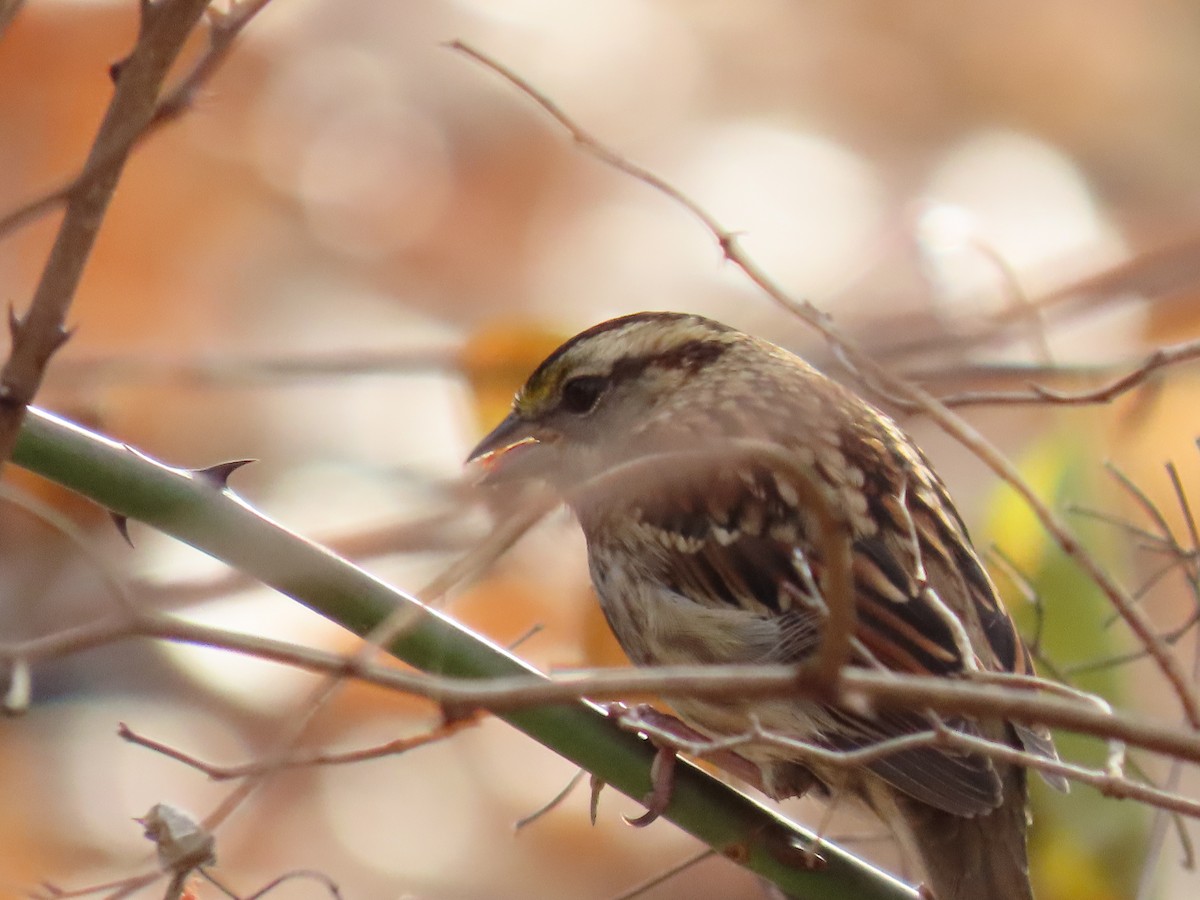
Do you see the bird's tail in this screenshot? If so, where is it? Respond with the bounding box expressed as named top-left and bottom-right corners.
top-left (893, 765), bottom-right (1033, 900)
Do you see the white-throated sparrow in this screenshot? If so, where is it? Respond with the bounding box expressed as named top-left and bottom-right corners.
top-left (467, 312), bottom-right (1064, 900)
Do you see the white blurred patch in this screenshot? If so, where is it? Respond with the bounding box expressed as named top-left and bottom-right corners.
top-left (531, 120), bottom-right (883, 323)
top-left (316, 716), bottom-right (489, 878)
top-left (134, 530), bottom-right (233, 587)
top-left (917, 130), bottom-right (1137, 359)
top-left (920, 129), bottom-right (1126, 302)
top-left (529, 193), bottom-right (723, 327)
top-left (678, 121), bottom-right (884, 293)
top-left (252, 44), bottom-right (454, 260)
top-left (163, 589), bottom-right (337, 711)
top-left (450, 0), bottom-right (702, 142)
top-left (298, 100), bottom-right (453, 260)
top-left (229, 296), bottom-right (474, 478)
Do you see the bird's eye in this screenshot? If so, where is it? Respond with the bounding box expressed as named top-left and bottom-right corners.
top-left (559, 375), bottom-right (608, 414)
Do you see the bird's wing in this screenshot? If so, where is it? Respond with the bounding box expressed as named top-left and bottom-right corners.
top-left (581, 449), bottom-right (1063, 812)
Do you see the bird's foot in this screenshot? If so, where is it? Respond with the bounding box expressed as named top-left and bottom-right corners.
top-left (624, 743), bottom-right (678, 827)
top-left (604, 703), bottom-right (781, 824)
top-left (600, 703), bottom-right (685, 826)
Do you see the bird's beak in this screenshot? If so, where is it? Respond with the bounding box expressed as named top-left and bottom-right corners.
top-left (466, 412), bottom-right (552, 484)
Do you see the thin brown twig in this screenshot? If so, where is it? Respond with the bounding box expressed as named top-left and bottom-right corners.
top-left (199, 866), bottom-right (344, 900)
top-left (627, 707), bottom-right (1197, 820)
top-left (118, 715), bottom-right (480, 780)
top-left (13, 604), bottom-right (1200, 822)
top-left (606, 848), bottom-right (718, 900)
top-left (8, 607), bottom-right (1197, 770)
top-left (968, 235), bottom-right (1055, 365)
top-left (1138, 461), bottom-right (1200, 894)
top-left (417, 486), bottom-right (557, 604)
top-left (937, 338), bottom-right (1200, 408)
top-left (1067, 464), bottom-right (1200, 663)
top-left (880, 234), bottom-right (1200, 368)
top-left (1108, 460), bottom-right (1180, 549)
top-left (33, 873), bottom-right (164, 900)
top-left (11, 566), bottom-right (1200, 808)
top-left (1167, 460), bottom-right (1200, 568)
top-left (1064, 608), bottom-right (1200, 677)
top-left (92, 613), bottom-right (1200, 776)
top-left (1067, 504), bottom-right (1174, 553)
top-left (514, 768), bottom-right (587, 831)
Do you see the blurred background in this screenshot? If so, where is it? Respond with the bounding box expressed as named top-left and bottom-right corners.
top-left (3, 0), bottom-right (1200, 897)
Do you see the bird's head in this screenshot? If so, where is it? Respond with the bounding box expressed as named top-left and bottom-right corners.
top-left (466, 312), bottom-right (755, 488)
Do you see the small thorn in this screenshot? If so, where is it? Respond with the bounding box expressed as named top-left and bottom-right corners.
top-left (8, 306), bottom-right (22, 341)
top-left (50, 326), bottom-right (73, 352)
top-left (588, 773), bottom-right (604, 826)
top-left (109, 56), bottom-right (129, 84)
top-left (110, 512), bottom-right (134, 546)
top-left (194, 459), bottom-right (255, 488)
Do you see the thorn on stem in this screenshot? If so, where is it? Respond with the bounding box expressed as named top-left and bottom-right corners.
top-left (588, 772), bottom-right (605, 826)
top-left (110, 511), bottom-right (134, 546)
top-left (108, 56), bottom-right (130, 84)
top-left (193, 458), bottom-right (255, 488)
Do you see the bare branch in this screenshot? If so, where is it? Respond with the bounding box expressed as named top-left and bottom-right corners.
top-left (0, 0), bottom-right (217, 472)
top-left (607, 848), bottom-right (718, 900)
top-left (199, 866), bottom-right (344, 900)
top-left (16, 605), bottom-right (1200, 794)
top-left (514, 768), bottom-right (587, 832)
top-left (938, 338), bottom-right (1200, 408)
top-left (7, 610), bottom-right (1193, 784)
top-left (119, 716), bottom-right (480, 780)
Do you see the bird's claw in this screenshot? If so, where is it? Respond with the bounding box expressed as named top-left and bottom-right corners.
top-left (624, 744), bottom-right (678, 827)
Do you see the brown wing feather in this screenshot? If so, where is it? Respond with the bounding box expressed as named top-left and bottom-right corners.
top-left (581, 452), bottom-right (1058, 813)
